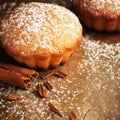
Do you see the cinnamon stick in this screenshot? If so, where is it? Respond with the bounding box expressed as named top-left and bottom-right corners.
top-left (69, 111), bottom-right (77, 120)
top-left (38, 84), bottom-right (48, 98)
top-left (48, 102), bottom-right (63, 117)
top-left (6, 95), bottom-right (19, 101)
top-left (0, 62), bottom-right (39, 79)
top-left (53, 70), bottom-right (67, 79)
top-left (0, 68), bottom-right (31, 89)
top-left (40, 70), bottom-right (54, 79)
top-left (38, 84), bottom-right (44, 97)
top-left (42, 89), bottom-right (48, 98)
top-left (40, 70), bottom-right (67, 79)
top-left (43, 81), bottom-right (53, 91)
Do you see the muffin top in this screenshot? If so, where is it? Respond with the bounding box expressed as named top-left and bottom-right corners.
top-left (71, 0), bottom-right (120, 19)
top-left (0, 2), bottom-right (82, 56)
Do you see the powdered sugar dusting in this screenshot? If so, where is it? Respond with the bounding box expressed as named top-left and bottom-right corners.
top-left (0, 2), bottom-right (81, 55)
top-left (0, 31), bottom-right (119, 119)
top-left (77, 33), bottom-right (120, 119)
top-left (71, 0), bottom-right (120, 16)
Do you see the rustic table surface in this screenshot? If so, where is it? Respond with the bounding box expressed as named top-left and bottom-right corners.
top-left (0, 0), bottom-right (120, 120)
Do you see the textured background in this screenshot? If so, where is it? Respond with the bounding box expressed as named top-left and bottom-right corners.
top-left (0, 0), bottom-right (120, 120)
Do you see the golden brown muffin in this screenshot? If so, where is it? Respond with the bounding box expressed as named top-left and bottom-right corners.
top-left (70, 0), bottom-right (120, 32)
top-left (0, 2), bottom-right (82, 70)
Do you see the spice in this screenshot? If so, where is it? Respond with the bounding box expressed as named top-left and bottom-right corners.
top-left (40, 70), bottom-right (54, 79)
top-left (42, 89), bottom-right (48, 98)
top-left (6, 95), bottom-right (19, 101)
top-left (0, 62), bottom-right (39, 79)
top-left (0, 62), bottom-right (39, 89)
top-left (48, 102), bottom-right (63, 117)
top-left (44, 81), bottom-right (53, 91)
top-left (69, 111), bottom-right (77, 120)
top-left (38, 84), bottom-right (48, 98)
top-left (54, 70), bottom-right (67, 79)
top-left (40, 70), bottom-right (67, 79)
top-left (38, 84), bottom-right (44, 97)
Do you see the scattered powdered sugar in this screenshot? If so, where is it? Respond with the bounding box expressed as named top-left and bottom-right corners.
top-left (78, 34), bottom-right (120, 81)
top-left (76, 33), bottom-right (120, 118)
top-left (0, 31), bottom-right (119, 119)
top-left (100, 0), bottom-right (112, 3)
top-left (0, 2), bottom-right (81, 55)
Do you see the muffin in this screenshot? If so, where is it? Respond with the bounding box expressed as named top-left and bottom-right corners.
top-left (70, 0), bottom-right (120, 32)
top-left (0, 2), bottom-right (82, 70)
